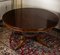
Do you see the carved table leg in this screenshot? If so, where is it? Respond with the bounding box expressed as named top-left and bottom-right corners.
top-left (10, 32), bottom-right (27, 50)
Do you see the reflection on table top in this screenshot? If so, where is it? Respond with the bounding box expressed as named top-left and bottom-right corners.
top-left (3, 8), bottom-right (59, 32)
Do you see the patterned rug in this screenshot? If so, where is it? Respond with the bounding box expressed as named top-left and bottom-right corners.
top-left (0, 27), bottom-right (60, 55)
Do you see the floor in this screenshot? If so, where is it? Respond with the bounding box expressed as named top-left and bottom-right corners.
top-left (0, 26), bottom-right (60, 55)
top-left (0, 27), bottom-right (18, 55)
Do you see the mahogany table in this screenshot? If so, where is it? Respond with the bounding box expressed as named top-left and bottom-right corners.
top-left (2, 8), bottom-right (59, 50)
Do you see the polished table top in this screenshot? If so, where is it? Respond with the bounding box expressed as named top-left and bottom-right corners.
top-left (2, 8), bottom-right (59, 32)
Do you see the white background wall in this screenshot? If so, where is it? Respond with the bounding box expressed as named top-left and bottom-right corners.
top-left (14, 0), bottom-right (60, 12)
top-left (0, 0), bottom-right (12, 20)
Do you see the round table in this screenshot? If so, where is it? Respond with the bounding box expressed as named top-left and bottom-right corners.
top-left (2, 8), bottom-right (59, 50)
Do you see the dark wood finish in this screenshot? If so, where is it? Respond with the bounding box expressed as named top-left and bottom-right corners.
top-left (2, 8), bottom-right (59, 50)
top-left (2, 8), bottom-right (59, 32)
